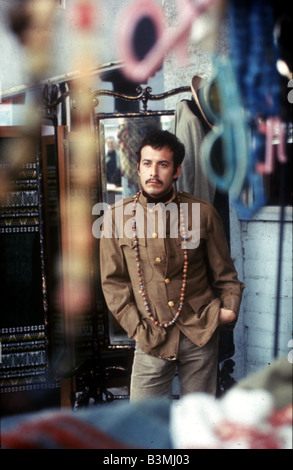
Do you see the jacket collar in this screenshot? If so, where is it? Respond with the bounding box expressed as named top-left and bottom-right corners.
top-left (139, 188), bottom-right (177, 207)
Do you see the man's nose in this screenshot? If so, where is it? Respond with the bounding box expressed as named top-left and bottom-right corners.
top-left (150, 163), bottom-right (158, 176)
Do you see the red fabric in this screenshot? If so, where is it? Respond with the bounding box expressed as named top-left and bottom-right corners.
top-left (2, 413), bottom-right (134, 449)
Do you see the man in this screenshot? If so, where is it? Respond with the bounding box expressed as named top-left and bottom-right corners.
top-left (100, 130), bottom-right (244, 400)
top-left (106, 136), bottom-right (121, 186)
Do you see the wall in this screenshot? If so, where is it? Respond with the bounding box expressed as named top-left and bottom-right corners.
top-left (231, 207), bottom-right (293, 380)
top-left (162, 0), bottom-right (229, 109)
top-left (0, 0), bottom-right (164, 96)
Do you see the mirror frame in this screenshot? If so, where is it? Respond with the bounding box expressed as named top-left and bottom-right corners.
top-left (93, 84), bottom-right (192, 347)
top-left (92, 84), bottom-right (191, 202)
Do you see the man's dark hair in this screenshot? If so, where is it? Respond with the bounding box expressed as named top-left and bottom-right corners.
top-left (136, 129), bottom-right (185, 173)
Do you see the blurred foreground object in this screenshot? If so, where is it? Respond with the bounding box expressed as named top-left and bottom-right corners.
top-left (1, 358), bottom-right (291, 449)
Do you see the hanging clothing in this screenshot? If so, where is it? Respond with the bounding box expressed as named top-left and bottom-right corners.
top-left (172, 100), bottom-right (216, 203)
top-left (106, 150), bottom-right (121, 185)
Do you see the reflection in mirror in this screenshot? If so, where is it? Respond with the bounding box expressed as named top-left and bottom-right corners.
top-left (98, 114), bottom-right (174, 346)
top-left (99, 115), bottom-right (174, 205)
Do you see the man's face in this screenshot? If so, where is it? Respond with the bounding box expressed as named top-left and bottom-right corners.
top-left (107, 138), bottom-right (115, 152)
top-left (138, 145), bottom-right (181, 199)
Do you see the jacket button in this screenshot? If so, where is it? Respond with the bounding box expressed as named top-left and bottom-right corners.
top-left (155, 257), bottom-right (161, 263)
top-left (152, 232), bottom-right (158, 238)
top-left (165, 278), bottom-right (170, 284)
top-left (168, 300), bottom-right (175, 307)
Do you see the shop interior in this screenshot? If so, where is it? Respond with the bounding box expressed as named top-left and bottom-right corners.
top-left (0, 0), bottom-right (292, 450)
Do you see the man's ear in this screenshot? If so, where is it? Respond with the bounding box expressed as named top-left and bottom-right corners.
top-left (173, 164), bottom-right (182, 180)
top-left (137, 162), bottom-right (140, 175)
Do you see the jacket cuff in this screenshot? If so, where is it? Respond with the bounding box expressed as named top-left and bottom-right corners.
top-left (221, 294), bottom-right (243, 315)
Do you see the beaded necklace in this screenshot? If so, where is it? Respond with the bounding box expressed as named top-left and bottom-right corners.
top-left (131, 190), bottom-right (188, 328)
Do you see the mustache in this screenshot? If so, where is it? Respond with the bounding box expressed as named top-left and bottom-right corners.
top-left (146, 178), bottom-right (163, 185)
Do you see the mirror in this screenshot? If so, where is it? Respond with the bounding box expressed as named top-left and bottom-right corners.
top-left (99, 114), bottom-right (175, 205)
top-left (94, 84), bottom-right (192, 349)
top-left (97, 113), bottom-right (175, 346)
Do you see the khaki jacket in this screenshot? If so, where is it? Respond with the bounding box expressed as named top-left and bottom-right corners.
top-left (100, 191), bottom-right (245, 360)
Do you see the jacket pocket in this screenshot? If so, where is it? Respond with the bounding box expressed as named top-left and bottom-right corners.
top-left (187, 292), bottom-right (215, 315)
top-left (136, 317), bottom-right (167, 350)
top-left (118, 236), bottom-right (147, 249)
top-left (185, 296), bottom-right (221, 330)
top-left (119, 236), bottom-right (153, 283)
